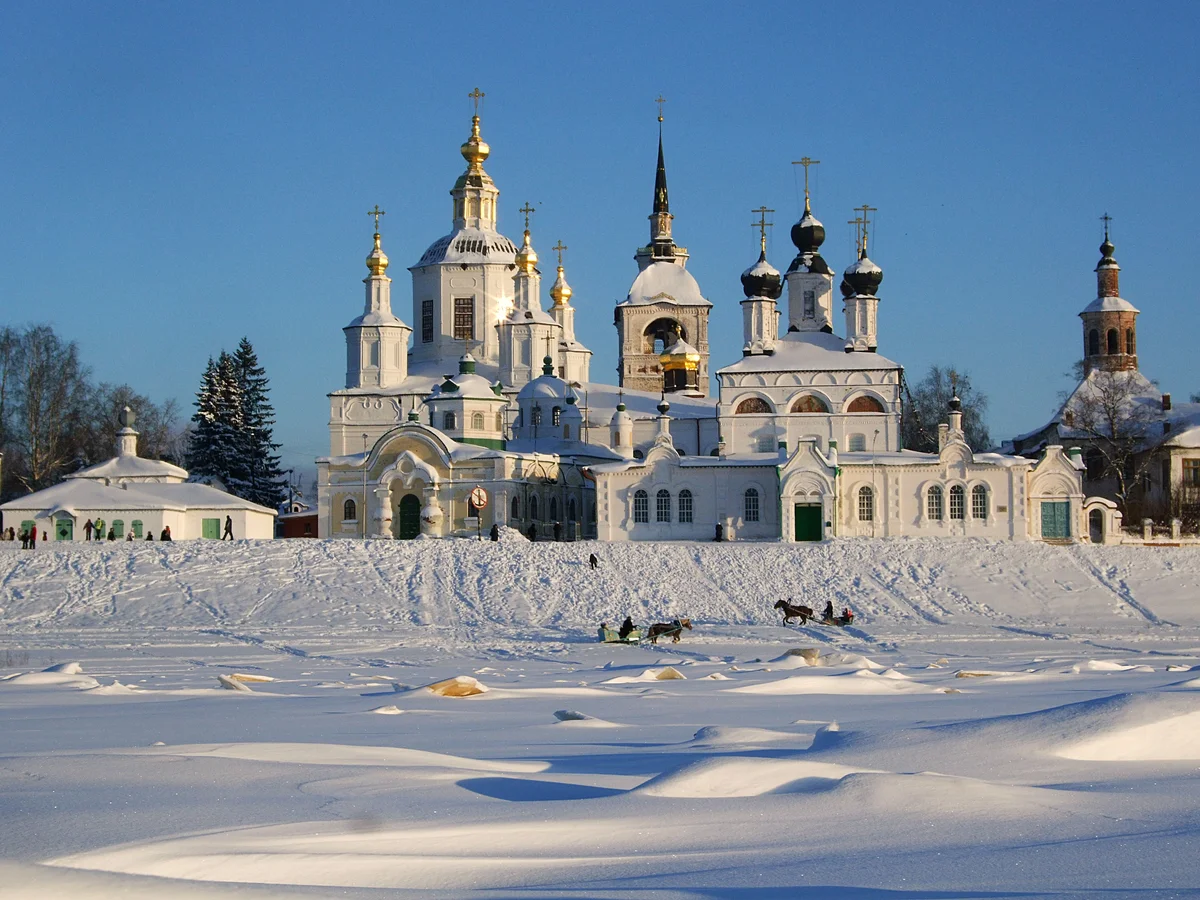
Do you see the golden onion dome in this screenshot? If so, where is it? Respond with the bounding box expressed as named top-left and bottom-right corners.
top-left (659, 336), bottom-right (701, 369)
top-left (460, 115), bottom-right (491, 169)
top-left (365, 231), bottom-right (389, 276)
top-left (515, 228), bottom-right (538, 274)
top-left (549, 264), bottom-right (573, 306)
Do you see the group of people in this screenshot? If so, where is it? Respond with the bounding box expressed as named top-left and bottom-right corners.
top-left (597, 615), bottom-right (637, 641)
top-left (79, 519), bottom-right (172, 542)
top-left (820, 600), bottom-right (855, 625)
top-left (6, 526), bottom-right (44, 548)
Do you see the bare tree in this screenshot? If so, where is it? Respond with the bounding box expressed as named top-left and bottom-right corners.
top-left (902, 364), bottom-right (992, 452)
top-left (1061, 368), bottom-right (1163, 516)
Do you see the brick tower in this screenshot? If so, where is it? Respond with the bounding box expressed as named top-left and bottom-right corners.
top-left (1080, 216), bottom-right (1139, 374)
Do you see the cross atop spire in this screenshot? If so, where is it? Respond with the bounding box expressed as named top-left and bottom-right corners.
top-left (519, 202), bottom-right (536, 231)
top-left (552, 240), bottom-right (568, 267)
top-left (468, 87), bottom-right (485, 114)
top-left (368, 204), bottom-right (385, 233)
top-left (1101, 211), bottom-right (1112, 241)
top-left (850, 204), bottom-right (877, 254)
top-left (655, 93), bottom-right (665, 123)
top-left (792, 157), bottom-right (820, 212)
top-left (751, 206), bottom-right (774, 252)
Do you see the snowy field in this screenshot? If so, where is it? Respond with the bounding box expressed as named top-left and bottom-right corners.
top-left (2, 537), bottom-right (1200, 899)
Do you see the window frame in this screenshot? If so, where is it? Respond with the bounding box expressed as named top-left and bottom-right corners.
top-left (343, 498), bottom-right (357, 522)
top-left (927, 485), bottom-right (944, 521)
top-left (453, 297), bottom-right (475, 341)
top-left (656, 489), bottom-right (671, 523)
top-left (857, 485), bottom-right (874, 521)
top-left (971, 485), bottom-right (988, 520)
top-left (678, 489), bottom-right (694, 523)
top-left (744, 487), bottom-right (760, 522)
top-left (421, 299), bottom-right (434, 343)
top-left (949, 484), bottom-right (965, 520)
top-left (633, 490), bottom-right (649, 524)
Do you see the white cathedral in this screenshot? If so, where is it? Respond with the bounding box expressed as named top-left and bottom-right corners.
top-left (317, 101), bottom-right (1087, 543)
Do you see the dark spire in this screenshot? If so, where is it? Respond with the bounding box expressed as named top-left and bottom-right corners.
top-left (647, 110), bottom-right (676, 258)
top-left (654, 127), bottom-right (669, 215)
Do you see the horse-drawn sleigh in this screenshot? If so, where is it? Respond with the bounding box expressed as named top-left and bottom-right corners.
top-left (597, 618), bottom-right (693, 644)
top-left (773, 599), bottom-right (855, 628)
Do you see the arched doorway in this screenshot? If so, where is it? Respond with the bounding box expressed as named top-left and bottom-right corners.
top-left (1088, 508), bottom-right (1104, 543)
top-left (397, 494), bottom-right (421, 540)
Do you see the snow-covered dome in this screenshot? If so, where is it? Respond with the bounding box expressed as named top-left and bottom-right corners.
top-left (620, 260), bottom-right (711, 307)
top-left (427, 355), bottom-right (507, 402)
top-left (609, 400), bottom-right (632, 426)
top-left (414, 226), bottom-right (519, 268)
top-left (843, 250), bottom-right (883, 296)
top-left (740, 250), bottom-right (783, 299)
top-left (791, 208), bottom-right (825, 256)
top-left (518, 357), bottom-right (568, 402)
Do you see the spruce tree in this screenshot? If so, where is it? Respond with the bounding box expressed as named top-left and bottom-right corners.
top-left (232, 337), bottom-right (284, 508)
top-left (187, 358), bottom-right (224, 481)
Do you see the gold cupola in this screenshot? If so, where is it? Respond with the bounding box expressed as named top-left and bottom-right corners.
top-left (460, 114), bottom-right (491, 171)
top-left (549, 240), bottom-right (572, 306)
top-left (365, 231), bottom-right (389, 277)
top-left (515, 227), bottom-right (538, 274)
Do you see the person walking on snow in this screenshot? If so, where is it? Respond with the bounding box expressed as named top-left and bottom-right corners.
top-left (222, 516), bottom-right (233, 540)
top-left (489, 523), bottom-right (500, 542)
top-left (107, 527), bottom-right (115, 541)
top-left (84, 519), bottom-right (94, 541)
top-left (589, 552), bottom-right (599, 570)
top-left (30, 525), bottom-right (37, 547)
top-left (160, 526), bottom-right (172, 541)
top-left (125, 530), bottom-right (134, 542)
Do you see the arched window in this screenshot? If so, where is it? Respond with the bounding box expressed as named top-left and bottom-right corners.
top-left (633, 490), bottom-right (649, 523)
top-left (857, 486), bottom-right (874, 521)
top-left (496, 412), bottom-right (504, 432)
top-left (847, 433), bottom-right (867, 452)
top-left (927, 485), bottom-right (944, 520)
top-left (744, 488), bottom-right (760, 522)
top-left (1107, 328), bottom-right (1119, 355)
top-left (443, 411), bottom-right (456, 431)
top-left (790, 394), bottom-right (830, 414)
top-left (511, 495), bottom-right (521, 519)
top-left (530, 495), bottom-right (540, 520)
top-left (656, 489), bottom-right (671, 523)
top-left (550, 498), bottom-right (558, 521)
top-left (552, 406), bottom-right (561, 426)
top-left (949, 484), bottom-right (965, 520)
top-left (531, 406), bottom-right (542, 426)
top-left (971, 485), bottom-right (988, 519)
top-left (1088, 329), bottom-right (1100, 356)
top-left (1126, 328), bottom-right (1135, 355)
top-left (678, 489), bottom-right (694, 523)
top-left (471, 412), bottom-right (484, 430)
top-left (568, 498), bottom-right (577, 522)
top-left (736, 397), bottom-right (772, 414)
top-left (343, 499), bottom-right (357, 521)
top-left (847, 395), bottom-right (886, 413)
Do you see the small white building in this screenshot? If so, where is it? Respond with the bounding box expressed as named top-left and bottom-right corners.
top-left (0, 408), bottom-right (276, 541)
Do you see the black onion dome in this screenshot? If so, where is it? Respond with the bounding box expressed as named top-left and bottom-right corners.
top-left (740, 250), bottom-right (783, 299)
top-left (1099, 237), bottom-right (1116, 262)
top-left (843, 248), bottom-right (883, 296)
top-left (790, 209), bottom-right (826, 254)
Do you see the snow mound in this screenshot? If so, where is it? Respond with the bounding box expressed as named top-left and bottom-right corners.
top-left (217, 674), bottom-right (253, 692)
top-left (687, 725), bottom-right (805, 746)
top-left (601, 666), bottom-right (686, 684)
top-left (229, 672), bottom-right (275, 683)
top-left (43, 661), bottom-right (84, 674)
top-left (2, 669), bottom-right (100, 690)
top-left (819, 652), bottom-right (883, 670)
top-left (637, 758), bottom-right (866, 798)
top-left (426, 675), bottom-right (488, 697)
top-left (729, 670), bottom-right (937, 696)
top-left (87, 680), bottom-right (142, 695)
top-left (701, 672), bottom-right (731, 680)
top-left (368, 705), bottom-right (404, 715)
top-left (1058, 708), bottom-right (1200, 761)
top-left (1072, 660), bottom-right (1155, 673)
top-left (140, 742), bottom-right (548, 772)
top-left (553, 709), bottom-right (620, 727)
top-left (826, 771), bottom-right (1078, 817)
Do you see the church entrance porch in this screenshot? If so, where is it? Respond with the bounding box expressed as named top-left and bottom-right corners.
top-left (794, 504), bottom-right (823, 541)
top-left (1040, 501), bottom-right (1071, 540)
top-left (396, 493), bottom-right (422, 540)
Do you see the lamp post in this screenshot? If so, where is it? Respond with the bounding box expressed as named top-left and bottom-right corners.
top-left (871, 429), bottom-right (880, 538)
top-left (362, 433), bottom-right (369, 539)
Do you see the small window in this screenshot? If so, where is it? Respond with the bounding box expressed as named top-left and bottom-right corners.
top-left (857, 486), bottom-right (874, 522)
top-left (744, 488), bottom-right (760, 522)
top-left (511, 496), bottom-right (521, 519)
top-left (443, 411), bottom-right (456, 431)
top-left (847, 433), bottom-right (867, 452)
top-left (530, 496), bottom-right (540, 521)
top-left (367, 340), bottom-right (380, 367)
top-left (656, 489), bottom-right (671, 523)
top-left (131, 520), bottom-right (144, 538)
top-left (552, 406), bottom-right (561, 426)
top-left (532, 406), bottom-right (542, 426)
top-left (971, 485), bottom-right (988, 519)
top-left (343, 499), bottom-right (357, 521)
top-left (496, 412), bottom-right (504, 432)
top-left (679, 489), bottom-right (694, 523)
top-left (1184, 459), bottom-right (1200, 487)
top-left (757, 435), bottom-right (776, 452)
top-left (422, 300), bottom-right (434, 343)
top-left (550, 498), bottom-right (558, 521)
top-left (736, 397), bottom-right (772, 414)
top-left (847, 395), bottom-right (886, 413)
top-left (949, 484), bottom-right (965, 520)
top-left (803, 290), bottom-right (816, 318)
top-left (1107, 328), bottom-right (1119, 355)
top-left (1126, 328), bottom-right (1135, 355)
top-left (633, 490), bottom-right (649, 523)
top-left (927, 485), bottom-right (944, 520)
top-left (471, 412), bottom-right (484, 430)
top-left (1088, 329), bottom-right (1100, 356)
top-left (568, 498), bottom-right (577, 521)
top-left (453, 297), bottom-right (474, 341)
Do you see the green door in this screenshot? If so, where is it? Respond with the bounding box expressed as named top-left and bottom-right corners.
top-left (1040, 501), bottom-right (1070, 539)
top-left (794, 504), bottom-right (823, 541)
top-left (55, 518), bottom-right (74, 541)
top-left (397, 494), bottom-right (421, 540)
top-left (202, 518), bottom-right (221, 539)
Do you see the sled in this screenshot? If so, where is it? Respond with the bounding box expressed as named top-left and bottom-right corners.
top-left (599, 626), bottom-right (642, 644)
top-left (817, 615), bottom-right (855, 628)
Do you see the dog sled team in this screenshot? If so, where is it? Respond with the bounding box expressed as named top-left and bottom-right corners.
top-left (773, 599), bottom-right (855, 628)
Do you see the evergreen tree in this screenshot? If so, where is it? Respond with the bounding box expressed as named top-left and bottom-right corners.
top-left (188, 357), bottom-right (226, 482)
top-left (231, 337), bottom-right (285, 508)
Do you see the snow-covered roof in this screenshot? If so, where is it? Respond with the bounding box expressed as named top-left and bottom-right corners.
top-left (345, 310), bottom-right (409, 328)
top-left (1, 480), bottom-right (188, 515)
top-left (1080, 295), bottom-right (1139, 314)
top-left (428, 371), bottom-right (504, 403)
top-left (504, 306), bottom-right (558, 326)
top-left (412, 226), bottom-right (519, 268)
top-left (618, 260), bottom-right (711, 308)
top-left (717, 330), bottom-right (900, 375)
top-left (66, 455), bottom-right (188, 484)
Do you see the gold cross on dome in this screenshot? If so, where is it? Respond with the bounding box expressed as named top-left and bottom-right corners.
top-left (519, 202), bottom-right (536, 231)
top-left (853, 204), bottom-right (877, 253)
top-left (468, 87), bottom-right (485, 114)
top-left (368, 205), bottom-right (386, 232)
top-left (552, 240), bottom-right (568, 266)
top-left (655, 94), bottom-right (666, 122)
top-left (791, 157), bottom-right (820, 199)
top-left (1100, 211), bottom-right (1112, 240)
top-left (751, 206), bottom-right (774, 251)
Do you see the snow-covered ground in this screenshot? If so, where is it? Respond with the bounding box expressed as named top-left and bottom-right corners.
top-left (2, 538), bottom-right (1200, 899)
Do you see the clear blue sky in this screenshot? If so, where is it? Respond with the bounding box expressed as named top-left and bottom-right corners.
top-left (3, 2), bottom-right (1197, 480)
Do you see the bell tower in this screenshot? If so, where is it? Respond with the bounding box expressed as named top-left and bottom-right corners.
top-left (1080, 214), bottom-right (1139, 374)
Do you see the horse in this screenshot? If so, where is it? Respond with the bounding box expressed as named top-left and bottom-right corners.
top-left (774, 599), bottom-right (814, 626)
top-left (646, 618), bottom-right (692, 644)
